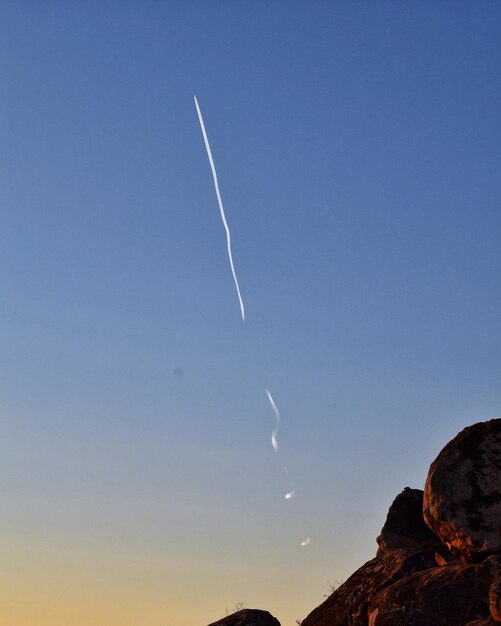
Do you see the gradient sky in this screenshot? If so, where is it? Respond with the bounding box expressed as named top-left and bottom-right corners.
top-left (0, 2), bottom-right (500, 625)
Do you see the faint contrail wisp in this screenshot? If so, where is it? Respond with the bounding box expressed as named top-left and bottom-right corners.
top-left (194, 95), bottom-right (245, 321)
top-left (265, 388), bottom-right (280, 453)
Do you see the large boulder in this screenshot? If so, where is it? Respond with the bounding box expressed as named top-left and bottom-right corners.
top-left (423, 419), bottom-right (501, 562)
top-left (376, 487), bottom-right (440, 554)
top-left (207, 609), bottom-right (281, 626)
top-left (301, 547), bottom-right (438, 626)
top-left (367, 560), bottom-right (495, 626)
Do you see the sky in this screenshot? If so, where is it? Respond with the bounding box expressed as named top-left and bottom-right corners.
top-left (0, 1), bottom-right (499, 625)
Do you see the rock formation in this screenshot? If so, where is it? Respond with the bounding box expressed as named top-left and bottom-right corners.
top-left (300, 487), bottom-right (446, 626)
top-left (207, 608), bottom-right (281, 626)
top-left (366, 559), bottom-right (496, 625)
top-left (375, 486), bottom-right (440, 554)
top-left (301, 418), bottom-right (501, 626)
top-left (423, 419), bottom-right (501, 563)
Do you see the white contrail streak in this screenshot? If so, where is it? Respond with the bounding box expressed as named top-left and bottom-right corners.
top-left (271, 431), bottom-right (279, 453)
top-left (265, 388), bottom-right (280, 452)
top-left (265, 388), bottom-right (280, 419)
top-left (193, 95), bottom-right (245, 321)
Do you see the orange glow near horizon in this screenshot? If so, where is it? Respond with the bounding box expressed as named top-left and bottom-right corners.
top-left (0, 530), bottom-right (334, 626)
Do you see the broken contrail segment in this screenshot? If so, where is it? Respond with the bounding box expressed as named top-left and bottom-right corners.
top-left (266, 389), bottom-right (299, 506)
top-left (265, 388), bottom-right (280, 453)
top-left (193, 95), bottom-right (245, 322)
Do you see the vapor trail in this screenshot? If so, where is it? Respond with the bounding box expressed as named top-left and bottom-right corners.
top-left (265, 388), bottom-right (280, 452)
top-left (194, 95), bottom-right (245, 321)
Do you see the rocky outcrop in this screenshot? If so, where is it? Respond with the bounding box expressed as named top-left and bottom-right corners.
top-left (207, 609), bottom-right (281, 626)
top-left (301, 488), bottom-right (441, 626)
top-left (301, 547), bottom-right (438, 626)
top-left (367, 560), bottom-right (495, 625)
top-left (301, 418), bottom-right (501, 626)
top-left (423, 419), bottom-right (501, 563)
top-left (376, 487), bottom-right (440, 554)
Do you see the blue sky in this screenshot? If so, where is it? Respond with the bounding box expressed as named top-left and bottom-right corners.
top-left (0, 2), bottom-right (499, 624)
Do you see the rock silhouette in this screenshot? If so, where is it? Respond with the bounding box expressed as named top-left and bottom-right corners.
top-left (376, 487), bottom-right (441, 554)
top-left (207, 608), bottom-right (281, 626)
top-left (300, 488), bottom-right (444, 626)
top-left (301, 419), bottom-right (501, 626)
top-left (300, 545), bottom-right (439, 626)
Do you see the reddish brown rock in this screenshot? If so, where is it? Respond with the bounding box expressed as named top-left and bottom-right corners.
top-left (367, 561), bottom-right (494, 626)
top-left (423, 419), bottom-right (501, 563)
top-left (489, 555), bottom-right (501, 621)
top-left (207, 609), bottom-right (281, 626)
top-left (376, 487), bottom-right (440, 554)
top-left (435, 551), bottom-right (451, 567)
top-left (301, 547), bottom-right (437, 626)
top-left (490, 580), bottom-right (501, 621)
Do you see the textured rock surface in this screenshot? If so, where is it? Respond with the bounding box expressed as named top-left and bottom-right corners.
top-left (367, 561), bottom-right (494, 626)
top-left (207, 609), bottom-right (281, 626)
top-left (376, 487), bottom-right (440, 554)
top-left (491, 579), bottom-right (501, 621)
top-left (301, 547), bottom-right (437, 626)
top-left (423, 419), bottom-right (501, 562)
top-left (489, 556), bottom-right (501, 621)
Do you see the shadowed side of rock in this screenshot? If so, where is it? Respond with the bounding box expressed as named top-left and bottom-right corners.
top-left (302, 488), bottom-right (440, 626)
top-left (367, 560), bottom-right (495, 626)
top-left (376, 487), bottom-right (440, 554)
top-left (301, 548), bottom-right (438, 626)
top-left (207, 608), bottom-right (281, 626)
